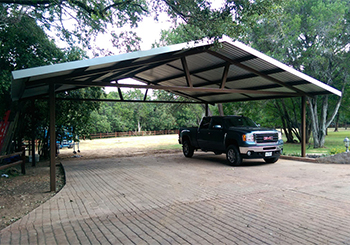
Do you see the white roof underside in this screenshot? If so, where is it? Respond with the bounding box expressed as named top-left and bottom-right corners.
top-left (11, 36), bottom-right (341, 103)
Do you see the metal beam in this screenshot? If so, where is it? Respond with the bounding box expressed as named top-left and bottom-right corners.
top-left (181, 57), bottom-right (193, 88)
top-left (204, 94), bottom-right (300, 103)
top-left (115, 81), bottom-right (124, 101)
top-left (191, 68), bottom-right (287, 88)
top-left (154, 62), bottom-right (226, 85)
top-left (49, 83), bottom-right (56, 192)
top-left (55, 82), bottom-right (299, 97)
top-left (131, 76), bottom-right (211, 104)
top-left (207, 50), bottom-right (312, 97)
top-left (152, 56), bottom-right (273, 86)
top-left (186, 80), bottom-right (310, 99)
top-left (31, 99), bottom-right (36, 167)
top-left (301, 96), bottom-right (306, 157)
top-left (221, 63), bottom-right (230, 89)
top-left (55, 98), bottom-right (204, 104)
top-left (28, 46), bottom-right (211, 86)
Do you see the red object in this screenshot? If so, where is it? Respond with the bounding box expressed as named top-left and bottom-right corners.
top-left (0, 110), bottom-right (11, 151)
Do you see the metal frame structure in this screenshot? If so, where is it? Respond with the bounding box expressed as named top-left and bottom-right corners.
top-left (11, 36), bottom-right (342, 191)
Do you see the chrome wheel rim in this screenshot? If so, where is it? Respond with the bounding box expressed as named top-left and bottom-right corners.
top-left (227, 149), bottom-right (236, 163)
top-left (183, 142), bottom-right (189, 154)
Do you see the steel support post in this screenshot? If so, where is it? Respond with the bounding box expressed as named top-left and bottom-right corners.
top-left (301, 96), bottom-right (306, 157)
top-left (205, 104), bottom-right (209, 116)
top-left (31, 99), bottom-right (36, 167)
top-left (49, 83), bottom-right (56, 192)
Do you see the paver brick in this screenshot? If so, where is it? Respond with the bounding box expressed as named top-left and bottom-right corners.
top-left (2, 153), bottom-right (350, 244)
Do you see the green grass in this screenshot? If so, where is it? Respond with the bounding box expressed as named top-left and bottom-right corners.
top-left (283, 128), bottom-right (350, 156)
top-left (152, 144), bottom-right (182, 150)
top-left (149, 129), bottom-right (350, 156)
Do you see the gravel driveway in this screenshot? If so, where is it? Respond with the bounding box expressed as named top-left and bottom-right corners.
top-left (1, 152), bottom-right (350, 244)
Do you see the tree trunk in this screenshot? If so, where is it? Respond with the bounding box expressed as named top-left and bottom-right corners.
top-left (275, 99), bottom-right (295, 143)
top-left (308, 97), bottom-right (320, 148)
top-left (137, 120), bottom-right (142, 132)
top-left (334, 113), bottom-right (339, 132)
top-left (309, 89), bottom-right (343, 148)
top-left (218, 103), bottom-right (224, 116)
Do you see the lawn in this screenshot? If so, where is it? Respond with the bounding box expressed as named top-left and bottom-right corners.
top-left (74, 128), bottom-right (350, 158)
top-left (283, 128), bottom-right (350, 156)
top-left (162, 128), bottom-right (350, 157)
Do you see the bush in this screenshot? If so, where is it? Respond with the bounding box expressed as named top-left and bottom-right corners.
top-left (282, 152), bottom-right (301, 157)
top-left (329, 148), bottom-right (345, 155)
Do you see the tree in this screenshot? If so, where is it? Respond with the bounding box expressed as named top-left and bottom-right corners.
top-left (0, 1), bottom-right (147, 50)
top-left (1, 0), bottom-right (273, 54)
top-left (0, 12), bottom-right (104, 154)
top-left (0, 14), bottom-right (61, 115)
top-left (156, 0), bottom-right (277, 43)
top-left (246, 0), bottom-right (350, 148)
top-left (152, 90), bottom-right (204, 129)
top-left (88, 89), bottom-right (204, 133)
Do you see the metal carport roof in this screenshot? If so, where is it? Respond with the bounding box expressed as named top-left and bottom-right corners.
top-left (12, 36), bottom-right (341, 103)
top-left (11, 36), bottom-right (342, 191)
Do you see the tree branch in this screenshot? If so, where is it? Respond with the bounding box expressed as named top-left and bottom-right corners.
top-left (0, 0), bottom-right (148, 17)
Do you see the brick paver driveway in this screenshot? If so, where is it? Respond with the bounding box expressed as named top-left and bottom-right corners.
top-left (1, 152), bottom-right (350, 244)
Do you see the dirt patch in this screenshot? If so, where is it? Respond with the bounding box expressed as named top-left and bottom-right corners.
top-left (57, 134), bottom-right (180, 160)
top-left (0, 161), bottom-right (65, 230)
top-left (317, 152), bottom-right (350, 164)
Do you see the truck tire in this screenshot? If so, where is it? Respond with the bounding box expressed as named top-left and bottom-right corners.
top-left (264, 157), bottom-right (279, 163)
top-left (183, 140), bottom-right (194, 158)
top-left (226, 145), bottom-right (242, 166)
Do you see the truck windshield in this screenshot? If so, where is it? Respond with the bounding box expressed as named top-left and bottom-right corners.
top-left (225, 117), bottom-right (257, 127)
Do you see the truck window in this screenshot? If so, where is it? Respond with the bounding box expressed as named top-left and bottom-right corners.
top-left (199, 117), bottom-right (211, 129)
top-left (210, 118), bottom-right (223, 129)
top-left (225, 117), bottom-right (257, 127)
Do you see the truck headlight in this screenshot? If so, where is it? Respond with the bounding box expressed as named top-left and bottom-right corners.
top-left (243, 133), bottom-right (255, 142)
top-left (278, 131), bottom-right (283, 140)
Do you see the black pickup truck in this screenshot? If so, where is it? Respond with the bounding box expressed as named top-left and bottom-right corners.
top-left (178, 116), bottom-right (283, 165)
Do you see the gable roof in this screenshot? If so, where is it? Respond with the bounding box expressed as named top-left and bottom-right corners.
top-left (12, 36), bottom-right (341, 103)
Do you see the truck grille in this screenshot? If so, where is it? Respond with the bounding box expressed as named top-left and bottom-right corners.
top-left (255, 133), bottom-right (279, 143)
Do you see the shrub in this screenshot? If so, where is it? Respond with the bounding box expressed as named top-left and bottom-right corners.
top-left (329, 148), bottom-right (345, 155)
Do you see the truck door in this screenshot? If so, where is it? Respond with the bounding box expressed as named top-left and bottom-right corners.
top-left (208, 117), bottom-right (225, 151)
top-left (197, 117), bottom-right (211, 149)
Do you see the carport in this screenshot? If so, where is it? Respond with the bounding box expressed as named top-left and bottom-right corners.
top-left (11, 36), bottom-right (342, 191)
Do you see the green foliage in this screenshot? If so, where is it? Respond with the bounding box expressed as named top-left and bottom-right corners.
top-left (329, 148), bottom-right (345, 155)
top-left (89, 89), bottom-right (204, 133)
top-left (0, 15), bottom-right (62, 116)
top-left (1, 0), bottom-right (278, 55)
top-left (244, 0), bottom-right (350, 148)
top-left (0, 1), bottom-right (148, 50)
top-left (154, 0), bottom-right (277, 45)
top-left (0, 12), bottom-right (104, 153)
top-left (56, 87), bottom-right (104, 138)
top-left (282, 128), bottom-right (350, 156)
top-left (209, 100), bottom-right (279, 128)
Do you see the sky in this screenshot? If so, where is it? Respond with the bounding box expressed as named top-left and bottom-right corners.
top-left (97, 11), bottom-right (173, 94)
top-left (64, 0), bottom-right (226, 94)
top-left (95, 12), bottom-right (173, 54)
top-left (90, 0), bottom-right (225, 56)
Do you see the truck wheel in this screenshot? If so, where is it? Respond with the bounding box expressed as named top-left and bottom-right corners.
top-left (226, 145), bottom-right (242, 166)
top-left (183, 140), bottom-right (194, 158)
top-left (264, 157), bottom-right (279, 163)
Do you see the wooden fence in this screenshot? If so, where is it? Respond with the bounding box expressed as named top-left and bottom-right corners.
top-left (89, 129), bottom-right (179, 139)
top-left (0, 147), bottom-right (26, 174)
